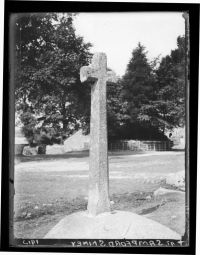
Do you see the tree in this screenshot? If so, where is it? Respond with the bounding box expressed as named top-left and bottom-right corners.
top-left (15, 13), bottom-right (92, 143)
top-left (121, 43), bottom-right (156, 119)
top-left (138, 36), bottom-right (186, 134)
top-left (119, 43), bottom-right (162, 139)
top-left (107, 79), bottom-right (129, 140)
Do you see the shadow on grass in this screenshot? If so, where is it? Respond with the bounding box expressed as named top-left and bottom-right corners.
top-left (15, 150), bottom-right (147, 163)
top-left (14, 197), bottom-right (88, 222)
top-left (15, 149), bottom-right (183, 164)
top-left (171, 149), bottom-right (185, 152)
top-left (15, 151), bottom-right (90, 163)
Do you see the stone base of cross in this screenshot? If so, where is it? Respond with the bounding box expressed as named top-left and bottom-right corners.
top-left (80, 53), bottom-right (117, 216)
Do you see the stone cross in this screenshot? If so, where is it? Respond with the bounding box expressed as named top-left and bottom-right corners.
top-left (80, 53), bottom-right (117, 216)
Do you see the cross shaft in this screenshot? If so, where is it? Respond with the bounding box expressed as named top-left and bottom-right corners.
top-left (80, 53), bottom-right (117, 216)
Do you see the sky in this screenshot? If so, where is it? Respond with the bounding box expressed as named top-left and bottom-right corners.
top-left (73, 12), bottom-right (185, 77)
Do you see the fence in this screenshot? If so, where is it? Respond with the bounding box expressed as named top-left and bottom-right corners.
top-left (108, 140), bottom-right (173, 151)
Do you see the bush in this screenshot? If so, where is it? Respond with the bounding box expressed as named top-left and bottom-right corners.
top-left (20, 111), bottom-right (64, 148)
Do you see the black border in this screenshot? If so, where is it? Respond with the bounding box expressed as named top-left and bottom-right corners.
top-left (1, 1), bottom-right (199, 254)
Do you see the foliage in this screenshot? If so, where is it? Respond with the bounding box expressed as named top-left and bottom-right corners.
top-left (138, 36), bottom-right (186, 133)
top-left (107, 79), bottom-right (129, 140)
top-left (15, 13), bottom-right (92, 142)
top-left (121, 43), bottom-right (156, 117)
top-left (119, 43), bottom-right (160, 139)
top-left (118, 38), bottom-right (185, 139)
top-left (20, 111), bottom-right (64, 146)
top-left (20, 111), bottom-right (37, 146)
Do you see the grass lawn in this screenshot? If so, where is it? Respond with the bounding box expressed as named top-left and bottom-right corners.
top-left (13, 150), bottom-right (185, 238)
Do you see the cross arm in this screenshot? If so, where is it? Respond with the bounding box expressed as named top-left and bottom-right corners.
top-left (80, 66), bottom-right (98, 83)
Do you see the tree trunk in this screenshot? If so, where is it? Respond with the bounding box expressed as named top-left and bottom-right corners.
top-left (62, 120), bottom-right (68, 133)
